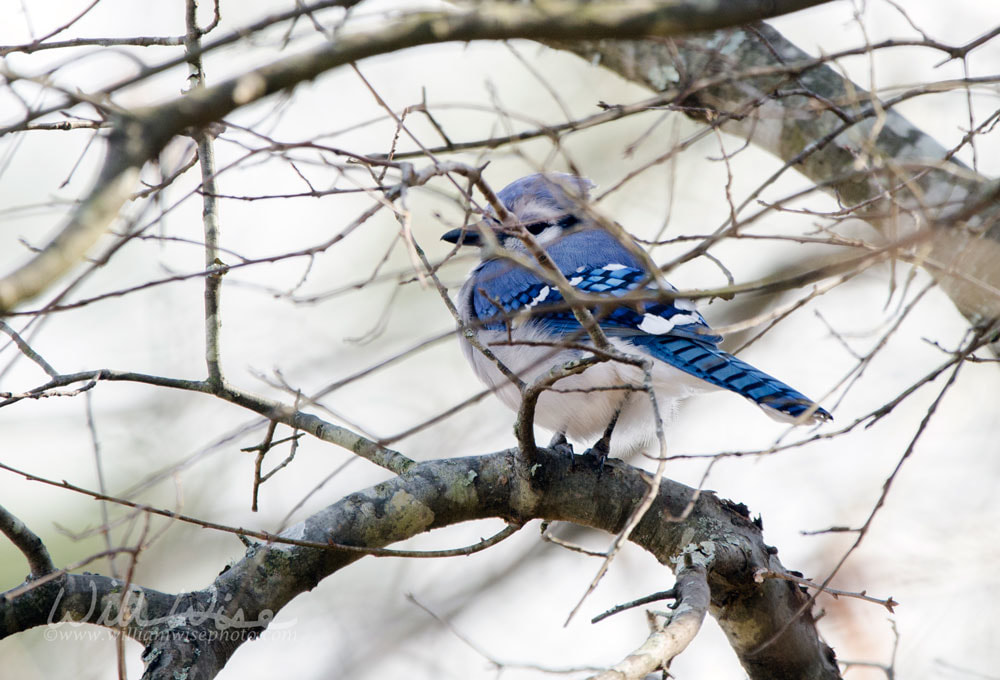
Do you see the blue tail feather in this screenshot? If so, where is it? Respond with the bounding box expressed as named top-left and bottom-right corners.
top-left (630, 335), bottom-right (831, 423)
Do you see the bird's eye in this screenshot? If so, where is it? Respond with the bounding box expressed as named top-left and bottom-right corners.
top-left (524, 221), bottom-right (550, 235)
top-left (555, 214), bottom-right (580, 229)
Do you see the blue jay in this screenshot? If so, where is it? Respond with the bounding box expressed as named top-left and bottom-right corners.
top-left (442, 173), bottom-right (830, 458)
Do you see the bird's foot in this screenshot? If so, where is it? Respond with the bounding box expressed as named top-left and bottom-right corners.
top-left (548, 432), bottom-right (575, 462)
top-left (581, 442), bottom-right (610, 477)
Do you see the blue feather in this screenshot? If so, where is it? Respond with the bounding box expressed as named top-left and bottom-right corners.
top-left (627, 335), bottom-right (831, 421)
top-left (464, 224), bottom-right (829, 423)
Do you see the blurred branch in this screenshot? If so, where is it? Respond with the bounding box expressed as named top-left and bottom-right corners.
top-left (0, 321), bottom-right (58, 377)
top-left (1, 448), bottom-right (839, 680)
top-left (0, 148), bottom-right (141, 313)
top-left (753, 323), bottom-right (989, 654)
top-left (555, 24), bottom-right (1000, 327)
top-left (0, 503), bottom-right (54, 579)
top-left (0, 0), bottom-right (220, 56)
top-left (0, 368), bottom-right (414, 474)
top-left (0, 0), bottom-right (830, 313)
top-left (184, 0), bottom-right (226, 391)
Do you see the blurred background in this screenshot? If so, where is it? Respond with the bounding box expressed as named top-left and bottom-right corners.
top-left (1, 1), bottom-right (998, 678)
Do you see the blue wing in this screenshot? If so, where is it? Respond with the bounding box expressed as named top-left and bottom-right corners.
top-left (469, 260), bottom-right (830, 423)
top-left (472, 262), bottom-right (719, 343)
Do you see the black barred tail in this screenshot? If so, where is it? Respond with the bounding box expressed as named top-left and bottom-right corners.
top-left (632, 336), bottom-right (831, 423)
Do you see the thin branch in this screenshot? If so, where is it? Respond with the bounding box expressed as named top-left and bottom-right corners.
top-left (0, 0), bottom-right (832, 313)
top-left (0, 321), bottom-right (58, 376)
top-left (588, 562), bottom-right (710, 680)
top-left (565, 356), bottom-right (671, 627)
top-left (185, 0), bottom-right (226, 391)
top-left (751, 323), bottom-right (988, 656)
top-left (754, 568), bottom-right (898, 612)
top-left (84, 391), bottom-right (119, 580)
top-left (1, 34), bottom-right (188, 55)
top-left (0, 503), bottom-right (54, 578)
top-left (328, 523), bottom-right (523, 558)
top-left (541, 522), bottom-right (608, 558)
top-left (592, 588), bottom-right (677, 624)
top-left (0, 368), bottom-right (414, 474)
top-left (407, 593), bottom-right (603, 675)
top-left (249, 420), bottom-right (279, 512)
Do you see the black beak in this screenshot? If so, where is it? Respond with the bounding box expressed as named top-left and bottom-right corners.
top-left (441, 227), bottom-right (482, 246)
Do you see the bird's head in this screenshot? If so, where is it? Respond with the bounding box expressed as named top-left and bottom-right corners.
top-left (441, 173), bottom-right (595, 253)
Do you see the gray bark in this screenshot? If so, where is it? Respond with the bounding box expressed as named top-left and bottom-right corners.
top-left (1, 450), bottom-right (840, 680)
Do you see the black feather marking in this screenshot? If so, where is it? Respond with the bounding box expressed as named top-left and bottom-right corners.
top-left (629, 335), bottom-right (831, 421)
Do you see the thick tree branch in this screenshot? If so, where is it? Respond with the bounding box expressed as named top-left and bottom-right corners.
top-left (1, 449), bottom-right (840, 680)
top-left (555, 25), bottom-right (1000, 326)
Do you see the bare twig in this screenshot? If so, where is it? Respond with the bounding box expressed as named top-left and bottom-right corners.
top-left (0, 321), bottom-right (59, 377)
top-left (592, 588), bottom-right (677, 624)
top-left (407, 593), bottom-right (604, 675)
top-left (185, 0), bottom-right (226, 392)
top-left (0, 368), bottom-right (414, 473)
top-left (588, 561), bottom-right (710, 680)
top-left (541, 522), bottom-right (608, 558)
top-left (751, 324), bottom-right (990, 656)
top-left (754, 568), bottom-right (898, 612)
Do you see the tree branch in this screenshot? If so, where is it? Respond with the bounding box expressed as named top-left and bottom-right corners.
top-left (184, 0), bottom-right (226, 391)
top-left (0, 368), bottom-right (414, 474)
top-left (589, 559), bottom-right (710, 680)
top-left (1, 449), bottom-right (840, 680)
top-left (0, 0), bottom-right (830, 314)
top-left (555, 24), bottom-right (1000, 327)
top-left (0, 503), bottom-right (54, 579)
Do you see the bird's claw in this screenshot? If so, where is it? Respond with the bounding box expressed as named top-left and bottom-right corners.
top-left (548, 432), bottom-right (575, 462)
top-left (582, 444), bottom-right (610, 477)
